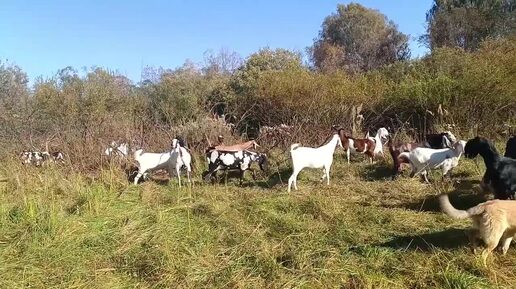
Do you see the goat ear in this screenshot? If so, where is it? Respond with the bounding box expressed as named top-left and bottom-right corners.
top-left (443, 136), bottom-right (452, 148)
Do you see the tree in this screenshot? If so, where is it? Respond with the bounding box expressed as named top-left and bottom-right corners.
top-left (422, 0), bottom-right (515, 51)
top-left (231, 47), bottom-right (304, 92)
top-left (0, 61), bottom-right (29, 140)
top-left (310, 3), bottom-right (410, 73)
top-left (202, 48), bottom-right (243, 76)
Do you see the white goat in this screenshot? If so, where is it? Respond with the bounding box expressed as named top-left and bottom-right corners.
top-left (288, 134), bottom-right (342, 192)
top-left (133, 139), bottom-right (192, 186)
top-left (367, 127), bottom-right (390, 158)
top-left (399, 140), bottom-right (466, 183)
top-left (105, 141), bottom-right (129, 157)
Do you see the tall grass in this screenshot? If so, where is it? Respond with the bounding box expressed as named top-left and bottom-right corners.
top-left (1, 150), bottom-right (515, 288)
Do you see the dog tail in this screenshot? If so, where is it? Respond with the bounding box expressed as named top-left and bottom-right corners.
top-left (439, 193), bottom-right (484, 219)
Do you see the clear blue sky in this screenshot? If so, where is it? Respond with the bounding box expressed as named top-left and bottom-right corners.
top-left (1, 0), bottom-right (432, 84)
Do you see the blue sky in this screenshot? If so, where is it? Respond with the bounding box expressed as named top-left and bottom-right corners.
top-left (1, 0), bottom-right (432, 83)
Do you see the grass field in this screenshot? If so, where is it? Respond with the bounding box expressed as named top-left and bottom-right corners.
top-left (1, 149), bottom-right (515, 289)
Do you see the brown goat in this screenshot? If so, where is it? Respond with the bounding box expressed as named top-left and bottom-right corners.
top-left (388, 140), bottom-right (420, 179)
top-left (333, 126), bottom-right (376, 163)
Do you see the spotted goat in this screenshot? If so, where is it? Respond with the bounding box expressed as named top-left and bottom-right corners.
top-left (203, 149), bottom-right (268, 184)
top-left (20, 151), bottom-right (65, 166)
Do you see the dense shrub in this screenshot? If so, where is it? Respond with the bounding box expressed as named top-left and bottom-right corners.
top-left (0, 39), bottom-right (514, 166)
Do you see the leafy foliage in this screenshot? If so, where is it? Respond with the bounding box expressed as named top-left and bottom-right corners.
top-left (310, 3), bottom-right (410, 73)
top-left (423, 0), bottom-right (515, 51)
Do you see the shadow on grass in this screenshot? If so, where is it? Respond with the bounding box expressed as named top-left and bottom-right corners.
top-left (359, 162), bottom-right (393, 181)
top-left (378, 228), bottom-right (470, 251)
top-left (393, 183), bottom-right (488, 213)
top-left (260, 167), bottom-right (291, 188)
top-left (198, 169), bottom-right (275, 189)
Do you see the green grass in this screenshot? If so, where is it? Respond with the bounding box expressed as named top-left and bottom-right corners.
top-left (1, 152), bottom-right (515, 288)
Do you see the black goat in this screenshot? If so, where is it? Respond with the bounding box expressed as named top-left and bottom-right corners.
top-left (464, 137), bottom-right (516, 200)
top-left (505, 136), bottom-right (516, 159)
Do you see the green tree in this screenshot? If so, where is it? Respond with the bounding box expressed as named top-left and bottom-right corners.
top-left (0, 61), bottom-right (29, 140)
top-left (423, 0), bottom-right (515, 51)
top-left (310, 3), bottom-right (410, 73)
top-left (231, 48), bottom-right (304, 93)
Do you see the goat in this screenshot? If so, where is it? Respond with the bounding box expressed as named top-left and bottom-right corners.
top-left (104, 141), bottom-right (129, 158)
top-left (334, 127), bottom-right (375, 164)
top-left (20, 150), bottom-right (65, 166)
top-left (210, 140), bottom-right (260, 152)
top-left (505, 136), bottom-right (516, 159)
top-left (288, 133), bottom-right (342, 192)
top-left (399, 140), bottom-right (466, 183)
top-left (389, 131), bottom-right (457, 179)
top-left (424, 131), bottom-right (456, 149)
top-left (132, 138), bottom-right (192, 186)
top-left (203, 150), bottom-right (268, 185)
top-left (367, 127), bottom-right (390, 159)
top-left (48, 151), bottom-right (65, 163)
top-left (465, 137), bottom-right (516, 200)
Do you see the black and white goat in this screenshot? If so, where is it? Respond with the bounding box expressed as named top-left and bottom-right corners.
top-left (203, 149), bottom-right (268, 184)
top-left (132, 138), bottom-right (192, 186)
top-left (424, 131), bottom-right (457, 149)
top-left (465, 137), bottom-right (516, 200)
top-left (20, 150), bottom-right (65, 166)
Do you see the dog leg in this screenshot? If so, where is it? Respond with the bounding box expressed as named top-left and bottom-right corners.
top-left (467, 229), bottom-right (480, 254)
top-left (481, 230), bottom-right (505, 266)
top-left (501, 235), bottom-right (513, 255)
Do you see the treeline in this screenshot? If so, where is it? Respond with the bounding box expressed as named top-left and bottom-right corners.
top-left (0, 2), bottom-right (514, 165)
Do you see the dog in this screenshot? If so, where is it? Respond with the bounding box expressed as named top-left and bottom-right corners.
top-left (439, 193), bottom-right (516, 265)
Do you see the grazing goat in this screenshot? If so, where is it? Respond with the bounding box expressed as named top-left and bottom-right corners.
top-left (399, 140), bottom-right (466, 183)
top-left (465, 137), bottom-right (516, 200)
top-left (48, 152), bottom-right (65, 163)
top-left (104, 141), bottom-right (129, 158)
top-left (505, 136), bottom-right (516, 159)
top-left (389, 131), bottom-right (457, 179)
top-left (20, 150), bottom-right (65, 166)
top-left (334, 127), bottom-right (387, 164)
top-left (203, 150), bottom-right (268, 184)
top-left (132, 138), bottom-right (192, 186)
top-left (288, 133), bottom-right (342, 192)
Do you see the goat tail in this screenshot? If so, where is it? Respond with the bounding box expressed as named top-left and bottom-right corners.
top-left (133, 149), bottom-right (144, 160)
top-left (290, 143), bottom-right (301, 151)
top-left (439, 194), bottom-right (483, 219)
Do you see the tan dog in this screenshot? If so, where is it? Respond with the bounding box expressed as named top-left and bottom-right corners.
top-left (439, 193), bottom-right (516, 265)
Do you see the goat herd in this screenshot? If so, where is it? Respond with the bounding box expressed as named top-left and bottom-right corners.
top-left (17, 128), bottom-right (516, 265)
